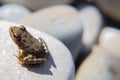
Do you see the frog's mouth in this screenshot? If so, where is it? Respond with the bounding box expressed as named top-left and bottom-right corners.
top-left (9, 27), bottom-right (19, 44)
top-left (9, 27), bottom-right (15, 38)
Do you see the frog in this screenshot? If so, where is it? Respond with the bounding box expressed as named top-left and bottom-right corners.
top-left (9, 25), bottom-right (49, 66)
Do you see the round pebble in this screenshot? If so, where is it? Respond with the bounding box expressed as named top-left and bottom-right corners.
top-left (78, 5), bottom-right (103, 51)
top-left (92, 0), bottom-right (120, 21)
top-left (0, 3), bottom-right (31, 22)
top-left (99, 27), bottom-right (120, 58)
top-left (75, 45), bottom-right (120, 80)
top-left (0, 20), bottom-right (75, 80)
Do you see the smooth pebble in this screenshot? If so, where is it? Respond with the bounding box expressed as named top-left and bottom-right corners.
top-left (0, 20), bottom-right (75, 80)
top-left (91, 0), bottom-right (120, 21)
top-left (78, 5), bottom-right (103, 52)
top-left (99, 27), bottom-right (120, 58)
top-left (75, 45), bottom-right (120, 80)
top-left (0, 3), bottom-right (31, 22)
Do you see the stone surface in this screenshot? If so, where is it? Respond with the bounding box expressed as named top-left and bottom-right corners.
top-left (20, 5), bottom-right (83, 60)
top-left (78, 5), bottom-right (103, 51)
top-left (99, 27), bottom-right (120, 58)
top-left (0, 0), bottom-right (73, 10)
top-left (0, 20), bottom-right (74, 80)
top-left (91, 0), bottom-right (120, 21)
top-left (0, 3), bottom-right (31, 22)
top-left (75, 45), bottom-right (120, 80)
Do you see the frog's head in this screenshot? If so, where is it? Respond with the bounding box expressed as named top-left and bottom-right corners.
top-left (9, 25), bottom-right (27, 45)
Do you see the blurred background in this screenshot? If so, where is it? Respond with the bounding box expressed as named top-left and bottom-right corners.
top-left (0, 0), bottom-right (120, 80)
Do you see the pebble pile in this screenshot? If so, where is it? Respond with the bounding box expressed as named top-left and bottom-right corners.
top-left (0, 1), bottom-right (119, 80)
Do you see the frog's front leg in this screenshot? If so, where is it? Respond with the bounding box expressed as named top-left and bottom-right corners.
top-left (38, 37), bottom-right (49, 56)
top-left (15, 48), bottom-right (24, 60)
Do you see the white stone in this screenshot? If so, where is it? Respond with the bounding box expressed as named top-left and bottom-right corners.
top-left (0, 0), bottom-right (73, 10)
top-left (99, 27), bottom-right (120, 58)
top-left (78, 5), bottom-right (103, 51)
top-left (91, 0), bottom-right (120, 21)
top-left (0, 3), bottom-right (31, 22)
top-left (20, 5), bottom-right (83, 60)
top-left (20, 5), bottom-right (79, 32)
top-left (75, 45), bottom-right (120, 80)
top-left (0, 20), bottom-right (74, 80)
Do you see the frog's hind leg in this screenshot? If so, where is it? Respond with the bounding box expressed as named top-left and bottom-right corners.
top-left (23, 54), bottom-right (47, 65)
top-left (38, 37), bottom-right (49, 56)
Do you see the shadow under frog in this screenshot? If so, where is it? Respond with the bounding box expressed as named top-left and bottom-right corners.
top-left (27, 54), bottom-right (56, 75)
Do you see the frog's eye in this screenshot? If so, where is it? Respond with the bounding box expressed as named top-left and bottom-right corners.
top-left (13, 34), bottom-right (18, 38)
top-left (13, 34), bottom-right (21, 41)
top-left (20, 25), bottom-right (26, 31)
